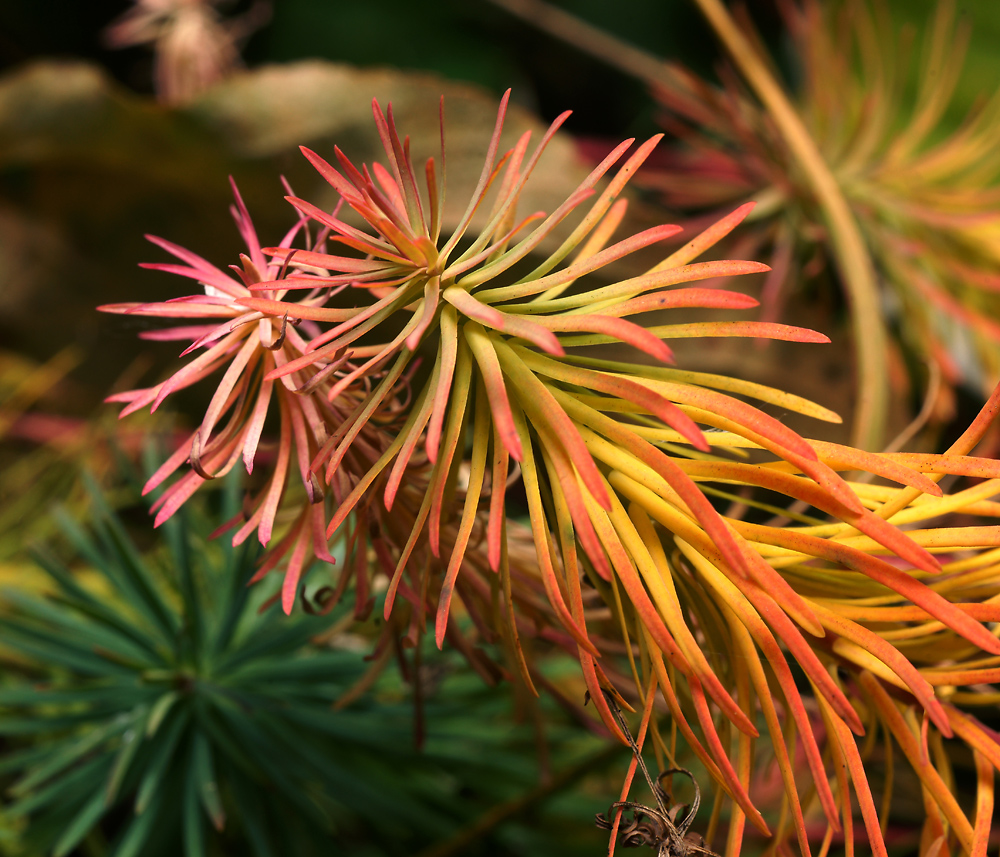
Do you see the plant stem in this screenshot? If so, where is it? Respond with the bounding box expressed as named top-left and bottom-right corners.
top-left (489, 0), bottom-right (689, 87)
top-left (689, 0), bottom-right (888, 450)
top-left (412, 743), bottom-right (620, 857)
top-left (490, 0), bottom-right (891, 449)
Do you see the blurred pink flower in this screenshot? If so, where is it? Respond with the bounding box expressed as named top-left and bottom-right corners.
top-left (104, 0), bottom-right (268, 103)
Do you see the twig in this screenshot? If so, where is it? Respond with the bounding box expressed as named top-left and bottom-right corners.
top-left (412, 743), bottom-right (620, 857)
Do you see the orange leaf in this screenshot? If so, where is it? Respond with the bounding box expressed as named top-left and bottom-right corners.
top-left (860, 673), bottom-right (974, 852)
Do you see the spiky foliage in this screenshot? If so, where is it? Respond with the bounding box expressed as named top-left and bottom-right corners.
top-left (99, 93), bottom-right (1000, 857)
top-left (783, 0), bottom-right (1000, 400)
top-left (597, 387), bottom-right (1000, 857)
top-left (630, 0), bottom-right (1000, 409)
top-left (98, 181), bottom-right (417, 617)
top-left (0, 472), bottom-right (621, 857)
top-left (232, 93), bottom-right (845, 657)
top-left (494, 0), bottom-right (1000, 444)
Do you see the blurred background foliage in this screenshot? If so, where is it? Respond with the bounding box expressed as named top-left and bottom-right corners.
top-left (6, 1), bottom-right (1000, 135)
top-left (2, 1), bottom-right (1000, 855)
top-left (0, 467), bottom-right (621, 857)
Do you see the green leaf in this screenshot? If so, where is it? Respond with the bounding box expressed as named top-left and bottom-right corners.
top-left (0, 744), bottom-right (50, 776)
top-left (0, 621), bottom-right (139, 677)
top-left (162, 504), bottom-right (205, 664)
top-left (50, 506), bottom-right (107, 571)
top-left (0, 713), bottom-right (115, 734)
top-left (25, 547), bottom-right (167, 660)
top-left (104, 707), bottom-right (150, 806)
top-left (1, 590), bottom-right (160, 667)
top-left (84, 475), bottom-right (179, 645)
top-left (110, 786), bottom-right (164, 857)
top-left (191, 730), bottom-right (225, 831)
top-left (194, 703), bottom-right (267, 781)
top-left (134, 706), bottom-right (190, 814)
top-left (8, 755), bottom-right (108, 819)
top-left (213, 618), bottom-right (327, 676)
top-left (146, 689), bottom-right (180, 737)
top-left (183, 757), bottom-right (208, 857)
top-left (12, 708), bottom-right (143, 796)
top-left (206, 705), bottom-right (330, 827)
top-left (208, 540), bottom-right (258, 659)
top-left (0, 684), bottom-right (140, 707)
top-left (221, 650), bottom-right (360, 685)
top-left (53, 789), bottom-right (107, 857)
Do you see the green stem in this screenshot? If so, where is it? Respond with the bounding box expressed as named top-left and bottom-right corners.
top-left (689, 0), bottom-right (888, 450)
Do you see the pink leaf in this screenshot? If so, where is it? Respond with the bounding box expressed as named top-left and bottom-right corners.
top-left (465, 323), bottom-right (523, 461)
top-left (535, 314), bottom-right (674, 363)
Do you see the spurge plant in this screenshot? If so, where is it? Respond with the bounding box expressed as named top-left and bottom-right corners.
top-left (98, 91), bottom-right (1000, 857)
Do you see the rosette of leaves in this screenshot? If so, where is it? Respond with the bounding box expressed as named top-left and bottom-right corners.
top-left (99, 92), bottom-right (834, 640)
top-left (248, 96), bottom-right (1000, 857)
top-left (99, 91), bottom-right (1000, 857)
top-left (0, 473), bottom-right (615, 857)
top-left (230, 92), bottom-right (843, 663)
top-left (97, 180), bottom-right (429, 619)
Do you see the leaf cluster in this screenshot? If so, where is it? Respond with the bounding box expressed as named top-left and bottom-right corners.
top-left (0, 472), bottom-right (612, 857)
top-left (92, 87), bottom-right (1000, 857)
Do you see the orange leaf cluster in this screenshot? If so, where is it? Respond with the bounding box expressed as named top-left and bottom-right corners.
top-left (102, 92), bottom-right (1000, 857)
